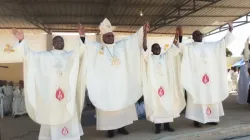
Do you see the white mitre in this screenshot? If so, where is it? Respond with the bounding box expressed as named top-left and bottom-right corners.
top-left (99, 18), bottom-right (113, 34)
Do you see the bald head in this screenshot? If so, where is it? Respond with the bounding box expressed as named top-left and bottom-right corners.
top-left (192, 30), bottom-right (203, 42)
top-left (151, 43), bottom-right (161, 55)
top-left (53, 36), bottom-right (64, 50)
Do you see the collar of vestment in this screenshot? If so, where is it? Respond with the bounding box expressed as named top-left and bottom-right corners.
top-left (102, 43), bottom-right (115, 48)
top-left (193, 41), bottom-right (204, 45)
top-left (152, 54), bottom-right (161, 59)
top-left (51, 49), bottom-right (66, 54)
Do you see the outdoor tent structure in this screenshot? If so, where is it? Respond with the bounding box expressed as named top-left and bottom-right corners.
top-left (227, 57), bottom-right (243, 68)
top-left (1, 0), bottom-right (250, 82)
top-left (232, 59), bottom-right (245, 67)
top-left (0, 0), bottom-right (250, 35)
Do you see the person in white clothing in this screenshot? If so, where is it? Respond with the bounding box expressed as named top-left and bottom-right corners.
top-left (78, 19), bottom-right (149, 138)
top-left (228, 68), bottom-right (233, 92)
top-left (142, 27), bottom-right (186, 134)
top-left (0, 29), bottom-right (85, 140)
top-left (6, 81), bottom-right (14, 113)
top-left (0, 80), bottom-right (10, 116)
top-left (179, 23), bottom-right (234, 128)
top-left (231, 67), bottom-right (238, 91)
top-left (12, 80), bottom-right (26, 118)
top-left (238, 38), bottom-right (250, 104)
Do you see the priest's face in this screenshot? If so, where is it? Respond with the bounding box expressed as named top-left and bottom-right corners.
top-left (103, 32), bottom-right (114, 44)
top-left (151, 43), bottom-right (161, 55)
top-left (192, 30), bottom-right (203, 42)
top-left (53, 36), bottom-right (64, 50)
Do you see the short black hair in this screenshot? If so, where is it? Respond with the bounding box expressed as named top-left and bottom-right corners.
top-left (152, 43), bottom-right (160, 49)
top-left (53, 36), bottom-right (63, 41)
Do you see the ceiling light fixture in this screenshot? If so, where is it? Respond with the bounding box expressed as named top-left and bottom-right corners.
top-left (140, 11), bottom-right (143, 16)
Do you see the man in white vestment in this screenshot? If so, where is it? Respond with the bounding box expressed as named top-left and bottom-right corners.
top-left (0, 29), bottom-right (85, 140)
top-left (6, 81), bottom-right (14, 113)
top-left (0, 80), bottom-right (7, 117)
top-left (178, 23), bottom-right (234, 127)
top-left (228, 68), bottom-right (233, 92)
top-left (142, 27), bottom-right (185, 134)
top-left (78, 19), bottom-right (149, 138)
top-left (2, 80), bottom-right (12, 113)
top-left (12, 80), bottom-right (26, 118)
top-left (0, 80), bottom-right (10, 116)
top-left (238, 38), bottom-right (250, 104)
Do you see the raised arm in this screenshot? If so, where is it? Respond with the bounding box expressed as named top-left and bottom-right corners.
top-left (0, 29), bottom-right (27, 63)
top-left (78, 24), bottom-right (86, 44)
top-left (173, 26), bottom-right (180, 46)
top-left (12, 28), bottom-right (24, 43)
top-left (219, 22), bottom-right (234, 47)
top-left (174, 26), bottom-right (186, 54)
top-left (11, 28), bottom-right (31, 56)
top-left (143, 22), bottom-right (150, 51)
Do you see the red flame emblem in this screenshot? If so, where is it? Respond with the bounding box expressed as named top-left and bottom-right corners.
top-left (206, 107), bottom-right (212, 115)
top-left (202, 74), bottom-right (209, 84)
top-left (61, 127), bottom-right (69, 136)
top-left (56, 88), bottom-right (64, 101)
top-left (158, 86), bottom-right (164, 97)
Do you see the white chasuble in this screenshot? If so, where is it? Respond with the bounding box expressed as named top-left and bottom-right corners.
top-left (83, 27), bottom-right (144, 111)
top-left (0, 40), bottom-right (81, 126)
top-left (180, 32), bottom-right (234, 104)
top-left (143, 45), bottom-right (186, 123)
top-left (179, 32), bottom-right (234, 123)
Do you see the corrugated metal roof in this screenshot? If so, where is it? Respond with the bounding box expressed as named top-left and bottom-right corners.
top-left (0, 0), bottom-right (250, 35)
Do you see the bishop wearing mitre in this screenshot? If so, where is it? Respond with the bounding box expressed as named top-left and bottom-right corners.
top-left (78, 18), bottom-right (149, 138)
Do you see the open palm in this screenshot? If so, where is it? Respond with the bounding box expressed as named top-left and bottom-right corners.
top-left (12, 28), bottom-right (24, 41)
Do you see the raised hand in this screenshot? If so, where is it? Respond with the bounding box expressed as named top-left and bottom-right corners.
top-left (12, 28), bottom-right (24, 41)
top-left (177, 25), bottom-right (183, 36)
top-left (78, 24), bottom-right (85, 36)
top-left (143, 21), bottom-right (150, 33)
top-left (228, 22), bottom-right (233, 32)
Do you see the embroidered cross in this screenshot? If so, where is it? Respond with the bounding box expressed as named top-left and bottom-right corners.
top-left (158, 86), bottom-right (164, 97)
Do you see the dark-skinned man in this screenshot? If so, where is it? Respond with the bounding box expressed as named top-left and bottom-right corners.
top-left (178, 23), bottom-right (234, 128)
top-left (0, 29), bottom-right (84, 140)
top-left (142, 27), bottom-right (186, 134)
top-left (78, 18), bottom-right (150, 138)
